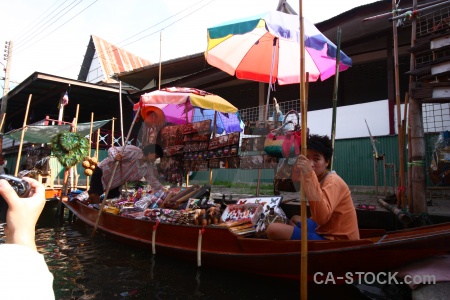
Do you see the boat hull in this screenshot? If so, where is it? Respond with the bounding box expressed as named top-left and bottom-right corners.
top-left (64, 200), bottom-right (450, 281)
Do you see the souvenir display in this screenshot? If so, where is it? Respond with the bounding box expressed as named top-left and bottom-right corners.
top-left (220, 203), bottom-right (263, 224)
top-left (239, 155), bottom-right (272, 170)
top-left (160, 157), bottom-right (183, 185)
top-left (207, 132), bottom-right (240, 169)
top-left (236, 196), bottom-right (283, 214)
top-left (182, 120), bottom-right (212, 171)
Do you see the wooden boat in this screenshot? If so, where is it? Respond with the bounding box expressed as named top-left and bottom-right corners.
top-left (63, 199), bottom-right (450, 281)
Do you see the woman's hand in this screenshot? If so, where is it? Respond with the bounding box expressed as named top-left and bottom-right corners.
top-left (0, 177), bottom-right (45, 251)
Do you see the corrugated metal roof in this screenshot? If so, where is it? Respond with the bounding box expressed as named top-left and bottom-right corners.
top-left (91, 35), bottom-right (152, 83)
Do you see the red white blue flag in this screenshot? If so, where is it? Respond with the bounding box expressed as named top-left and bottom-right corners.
top-left (61, 91), bottom-right (69, 106)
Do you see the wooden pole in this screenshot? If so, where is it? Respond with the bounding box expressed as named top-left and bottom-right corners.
top-left (89, 113), bottom-right (94, 156)
top-left (159, 31), bottom-right (162, 90)
top-left (87, 112), bottom-right (94, 190)
top-left (392, 0), bottom-right (407, 209)
top-left (119, 81), bottom-right (125, 146)
top-left (299, 1), bottom-right (308, 299)
top-left (96, 128), bottom-right (100, 160)
top-left (0, 113), bottom-right (6, 133)
top-left (208, 111), bottom-right (218, 191)
top-left (408, 0), bottom-right (426, 215)
top-left (111, 117), bottom-right (115, 147)
top-left (14, 94), bottom-right (32, 176)
top-left (92, 108), bottom-right (141, 236)
top-left (330, 27), bottom-right (342, 171)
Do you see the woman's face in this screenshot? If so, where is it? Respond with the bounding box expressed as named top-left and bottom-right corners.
top-left (306, 149), bottom-right (329, 178)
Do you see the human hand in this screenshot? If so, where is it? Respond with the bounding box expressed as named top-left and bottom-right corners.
top-left (0, 177), bottom-right (45, 251)
top-left (292, 155), bottom-right (312, 174)
top-left (114, 153), bottom-right (123, 161)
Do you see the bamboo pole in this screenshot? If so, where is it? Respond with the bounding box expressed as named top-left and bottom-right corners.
top-left (95, 128), bottom-right (100, 161)
top-left (208, 112), bottom-right (218, 191)
top-left (87, 113), bottom-right (94, 190)
top-left (89, 113), bottom-right (94, 156)
top-left (159, 31), bottom-right (162, 90)
top-left (299, 1), bottom-right (308, 299)
top-left (92, 108), bottom-right (141, 236)
top-left (14, 94), bottom-right (32, 176)
top-left (392, 0), bottom-right (407, 209)
top-left (0, 113), bottom-right (6, 133)
top-left (119, 81), bottom-right (124, 146)
top-left (111, 117), bottom-right (115, 147)
top-left (330, 27), bottom-right (342, 171)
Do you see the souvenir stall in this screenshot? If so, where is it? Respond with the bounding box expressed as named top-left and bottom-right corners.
top-left (72, 87), bottom-right (288, 236)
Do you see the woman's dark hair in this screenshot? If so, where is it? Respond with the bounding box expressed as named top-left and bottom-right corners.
top-left (142, 144), bottom-right (164, 158)
top-left (307, 134), bottom-right (333, 163)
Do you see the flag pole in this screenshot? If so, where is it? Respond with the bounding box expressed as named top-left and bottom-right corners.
top-left (299, 0), bottom-right (308, 299)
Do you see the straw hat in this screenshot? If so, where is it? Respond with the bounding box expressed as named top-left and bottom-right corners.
top-left (141, 106), bottom-right (166, 128)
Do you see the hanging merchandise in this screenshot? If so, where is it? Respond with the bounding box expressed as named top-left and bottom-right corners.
top-left (264, 110), bottom-right (306, 158)
top-left (429, 130), bottom-right (450, 186)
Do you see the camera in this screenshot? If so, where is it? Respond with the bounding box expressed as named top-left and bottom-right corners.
top-left (0, 174), bottom-right (32, 223)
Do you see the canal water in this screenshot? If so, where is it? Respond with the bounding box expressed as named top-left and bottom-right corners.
top-left (1, 214), bottom-right (400, 299)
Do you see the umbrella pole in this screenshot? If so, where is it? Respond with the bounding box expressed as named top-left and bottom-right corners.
top-left (14, 94), bottom-right (32, 176)
top-left (330, 27), bottom-right (342, 171)
top-left (265, 37), bottom-right (278, 120)
top-left (299, 1), bottom-right (308, 299)
top-left (92, 108), bottom-right (141, 237)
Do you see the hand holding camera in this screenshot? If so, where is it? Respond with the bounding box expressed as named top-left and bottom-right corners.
top-left (0, 174), bottom-right (32, 222)
top-left (0, 176), bottom-right (45, 251)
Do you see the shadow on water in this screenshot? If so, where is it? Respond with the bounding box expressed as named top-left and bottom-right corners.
top-left (2, 213), bottom-right (389, 300)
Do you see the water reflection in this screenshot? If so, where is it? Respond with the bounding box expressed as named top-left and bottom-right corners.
top-left (1, 218), bottom-right (374, 299)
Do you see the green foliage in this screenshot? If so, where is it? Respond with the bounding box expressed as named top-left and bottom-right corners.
top-left (50, 132), bottom-right (89, 168)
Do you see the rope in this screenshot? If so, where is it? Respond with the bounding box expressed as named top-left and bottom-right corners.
top-left (152, 220), bottom-right (160, 255)
top-left (197, 226), bottom-right (206, 267)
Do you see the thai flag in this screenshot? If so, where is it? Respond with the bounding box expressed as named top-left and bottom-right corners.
top-left (61, 91), bottom-right (69, 106)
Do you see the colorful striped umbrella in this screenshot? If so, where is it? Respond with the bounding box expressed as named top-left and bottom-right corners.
top-left (206, 10), bottom-right (352, 85)
top-left (135, 87), bottom-right (242, 134)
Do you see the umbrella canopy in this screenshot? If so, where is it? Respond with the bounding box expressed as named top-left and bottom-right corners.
top-left (205, 10), bottom-right (352, 85)
top-left (136, 87), bottom-right (242, 134)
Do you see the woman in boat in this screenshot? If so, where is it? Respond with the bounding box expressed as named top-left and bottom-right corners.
top-left (87, 143), bottom-right (164, 204)
top-left (0, 177), bottom-right (55, 299)
top-left (266, 134), bottom-right (360, 241)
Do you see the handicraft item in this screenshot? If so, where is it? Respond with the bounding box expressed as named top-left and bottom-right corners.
top-left (264, 110), bottom-right (304, 158)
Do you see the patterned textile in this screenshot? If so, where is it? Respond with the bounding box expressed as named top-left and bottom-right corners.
top-left (99, 146), bottom-right (163, 192)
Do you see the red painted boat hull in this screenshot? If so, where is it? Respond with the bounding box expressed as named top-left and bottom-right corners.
top-left (64, 200), bottom-right (450, 281)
